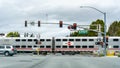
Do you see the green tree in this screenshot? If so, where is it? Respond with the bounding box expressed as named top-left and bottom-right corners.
top-left (88, 19), bottom-right (104, 36)
top-left (6, 32), bottom-right (20, 37)
top-left (108, 21), bottom-right (120, 36)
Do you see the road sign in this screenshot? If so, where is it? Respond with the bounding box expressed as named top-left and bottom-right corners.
top-left (78, 30), bottom-right (88, 34)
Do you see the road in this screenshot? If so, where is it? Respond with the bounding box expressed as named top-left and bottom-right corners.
top-left (0, 55), bottom-right (120, 68)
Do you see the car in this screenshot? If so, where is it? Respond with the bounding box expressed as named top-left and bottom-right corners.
top-left (0, 45), bottom-right (17, 56)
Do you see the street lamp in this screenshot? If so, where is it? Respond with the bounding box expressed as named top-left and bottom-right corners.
top-left (80, 6), bottom-right (107, 56)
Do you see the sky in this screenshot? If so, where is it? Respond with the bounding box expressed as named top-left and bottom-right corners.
top-left (0, 0), bottom-right (120, 37)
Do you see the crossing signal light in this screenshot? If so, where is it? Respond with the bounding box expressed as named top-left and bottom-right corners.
top-left (59, 21), bottom-right (63, 27)
top-left (25, 20), bottom-right (27, 27)
top-left (106, 43), bottom-right (108, 47)
top-left (38, 21), bottom-right (40, 27)
top-left (95, 42), bottom-right (100, 45)
top-left (95, 41), bottom-right (103, 45)
top-left (73, 23), bottom-right (77, 30)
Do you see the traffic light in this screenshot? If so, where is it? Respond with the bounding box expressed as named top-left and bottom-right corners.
top-left (25, 20), bottom-right (27, 27)
top-left (73, 23), bottom-right (77, 30)
top-left (68, 25), bottom-right (72, 29)
top-left (59, 21), bottom-right (63, 27)
top-left (38, 21), bottom-right (40, 27)
top-left (106, 42), bottom-right (108, 47)
top-left (68, 25), bottom-right (71, 29)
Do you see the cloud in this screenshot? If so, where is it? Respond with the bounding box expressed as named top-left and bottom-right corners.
top-left (0, 0), bottom-right (120, 37)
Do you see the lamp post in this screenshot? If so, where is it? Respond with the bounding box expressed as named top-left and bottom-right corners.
top-left (80, 6), bottom-right (107, 56)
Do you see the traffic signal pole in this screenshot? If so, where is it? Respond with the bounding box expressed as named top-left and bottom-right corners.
top-left (80, 6), bottom-right (107, 56)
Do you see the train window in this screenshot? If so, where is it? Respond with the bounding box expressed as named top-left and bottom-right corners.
top-left (75, 46), bottom-right (81, 48)
top-left (28, 39), bottom-right (32, 41)
top-left (75, 39), bottom-right (81, 41)
top-left (82, 46), bottom-right (87, 48)
top-left (63, 39), bottom-right (67, 41)
top-left (69, 39), bottom-right (74, 41)
top-left (40, 39), bottom-right (45, 41)
top-left (113, 39), bottom-right (119, 41)
top-left (56, 46), bottom-right (61, 48)
top-left (46, 46), bottom-right (51, 48)
top-left (15, 46), bottom-right (20, 48)
top-left (89, 39), bottom-right (94, 41)
top-left (28, 46), bottom-right (32, 48)
top-left (89, 46), bottom-right (94, 48)
top-left (34, 45), bottom-right (37, 48)
top-left (46, 39), bottom-right (51, 41)
top-left (82, 39), bottom-right (87, 41)
top-left (34, 39), bottom-right (37, 41)
top-left (21, 45), bottom-right (26, 48)
top-left (69, 46), bottom-right (74, 48)
top-left (40, 46), bottom-right (44, 48)
top-left (56, 39), bottom-right (61, 41)
top-left (22, 39), bottom-right (26, 41)
top-left (15, 39), bottom-right (20, 42)
top-left (113, 46), bottom-right (119, 48)
top-left (63, 46), bottom-right (67, 48)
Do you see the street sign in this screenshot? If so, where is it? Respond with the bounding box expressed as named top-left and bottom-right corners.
top-left (78, 30), bottom-right (88, 34)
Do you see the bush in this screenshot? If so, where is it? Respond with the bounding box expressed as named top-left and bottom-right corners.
top-left (99, 53), bottom-right (104, 57)
top-left (117, 54), bottom-right (120, 57)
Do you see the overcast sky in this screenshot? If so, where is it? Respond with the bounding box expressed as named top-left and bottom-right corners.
top-left (0, 0), bottom-right (120, 37)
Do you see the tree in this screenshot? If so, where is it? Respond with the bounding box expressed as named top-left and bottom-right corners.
top-left (108, 21), bottom-right (120, 36)
top-left (6, 32), bottom-right (20, 37)
top-left (88, 19), bottom-right (104, 36)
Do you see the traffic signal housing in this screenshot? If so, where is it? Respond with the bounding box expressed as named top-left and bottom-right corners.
top-left (25, 20), bottom-right (27, 27)
top-left (73, 23), bottom-right (77, 30)
top-left (38, 21), bottom-right (40, 27)
top-left (68, 25), bottom-right (73, 29)
top-left (95, 41), bottom-right (103, 45)
top-left (59, 21), bottom-right (63, 28)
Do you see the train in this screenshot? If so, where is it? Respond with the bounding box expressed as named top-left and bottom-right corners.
top-left (0, 36), bottom-right (120, 55)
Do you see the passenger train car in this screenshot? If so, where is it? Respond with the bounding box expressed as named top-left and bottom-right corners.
top-left (0, 37), bottom-right (120, 55)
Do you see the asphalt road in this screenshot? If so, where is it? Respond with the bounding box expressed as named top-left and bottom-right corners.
top-left (0, 55), bottom-right (120, 68)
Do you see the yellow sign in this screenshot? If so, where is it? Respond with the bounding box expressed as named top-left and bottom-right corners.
top-left (107, 50), bottom-right (115, 56)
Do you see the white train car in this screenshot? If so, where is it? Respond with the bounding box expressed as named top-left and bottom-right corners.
top-left (107, 37), bottom-right (120, 51)
top-left (0, 37), bottom-right (52, 54)
top-left (0, 36), bottom-right (120, 55)
top-left (54, 37), bottom-right (99, 54)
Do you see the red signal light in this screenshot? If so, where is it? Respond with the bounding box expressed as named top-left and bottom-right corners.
top-left (73, 23), bottom-right (77, 30)
top-left (68, 25), bottom-right (71, 29)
